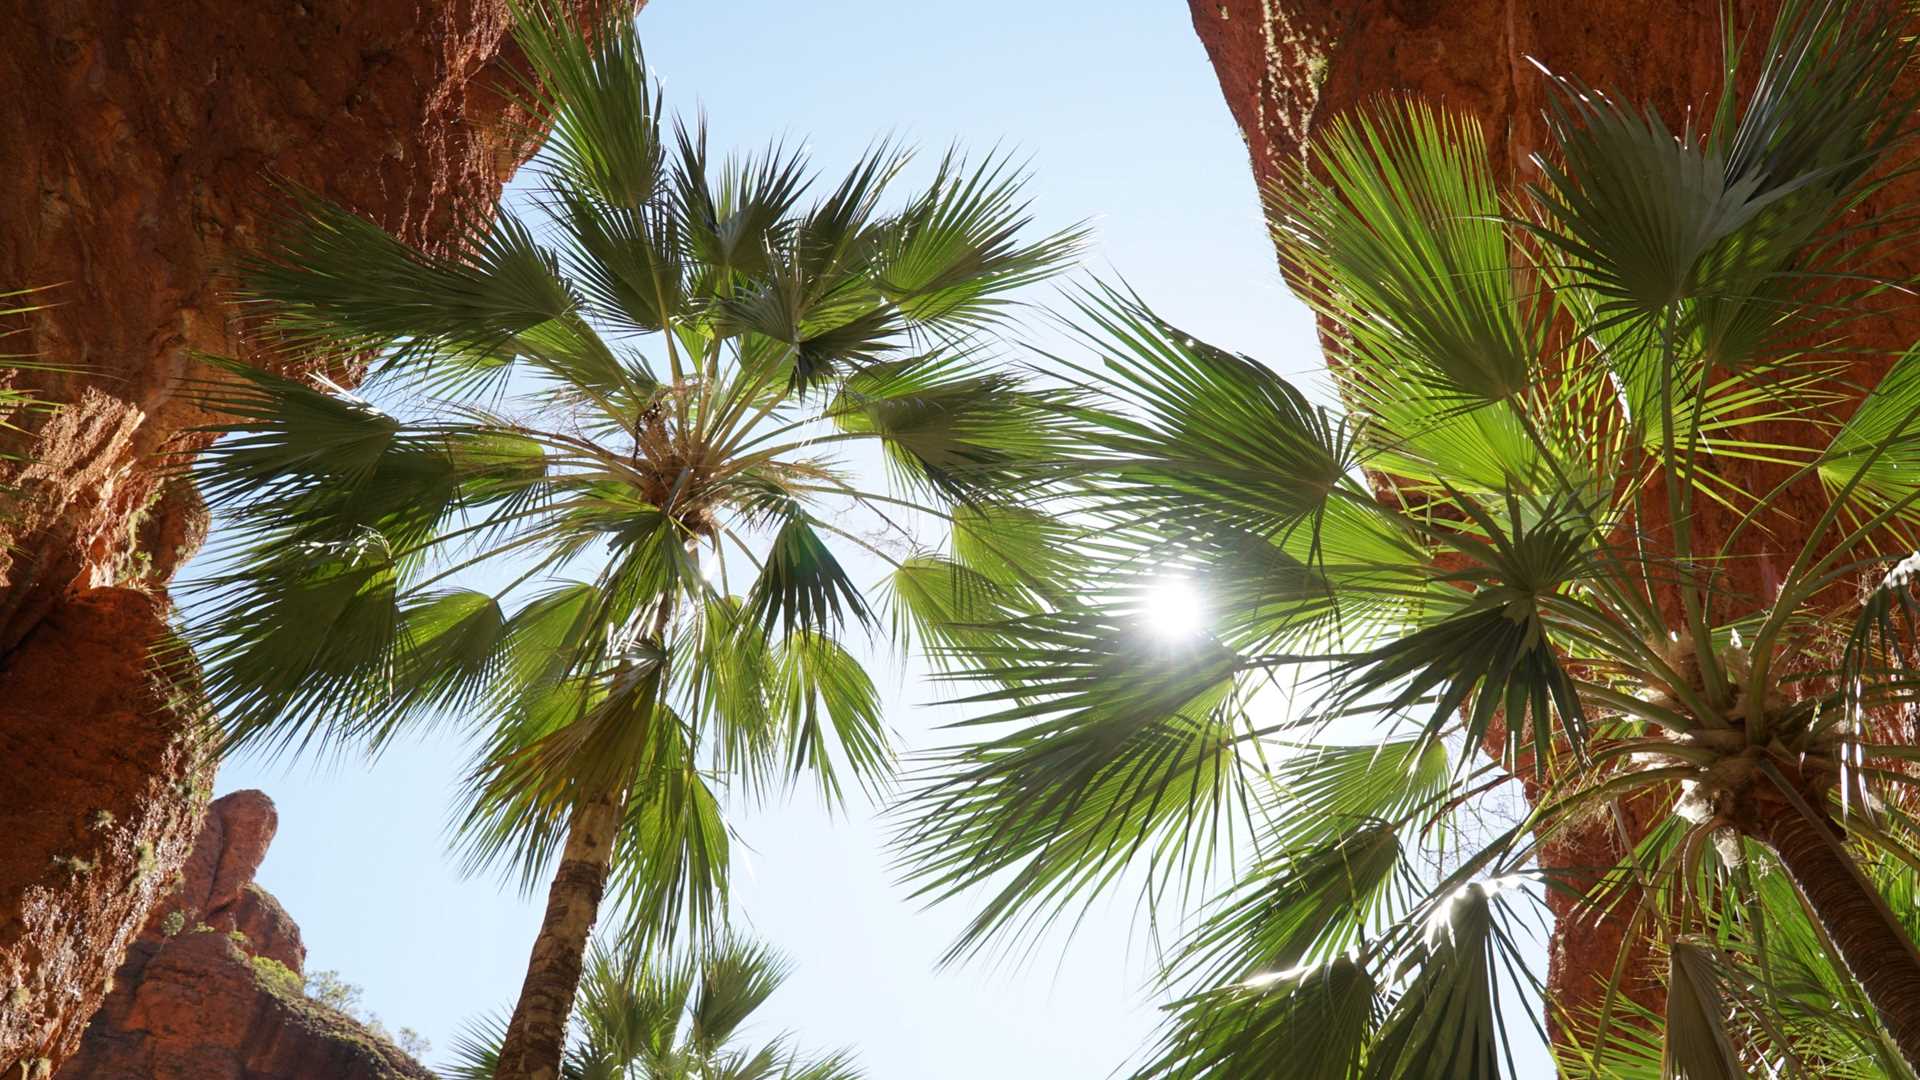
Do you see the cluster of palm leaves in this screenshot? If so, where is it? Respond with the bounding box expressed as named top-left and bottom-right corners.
top-left (889, 1), bottom-right (1920, 1076)
top-left (181, 2), bottom-right (1078, 1075)
top-left (447, 935), bottom-right (860, 1080)
top-left (178, 0), bottom-right (1920, 1075)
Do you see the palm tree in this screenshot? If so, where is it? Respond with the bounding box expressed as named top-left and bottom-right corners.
top-left (893, 0), bottom-right (1920, 1074)
top-left (446, 935), bottom-right (861, 1080)
top-left (180, 5), bottom-right (1080, 1079)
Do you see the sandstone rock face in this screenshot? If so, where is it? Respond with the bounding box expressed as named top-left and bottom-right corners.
top-left (56, 790), bottom-right (432, 1080)
top-left (0, 0), bottom-right (551, 638)
top-left (0, 2), bottom-right (625, 1072)
top-left (1186, 0), bottom-right (1920, 1044)
top-left (0, 588), bottom-right (209, 1078)
top-left (149, 791), bottom-right (303, 975)
top-left (1188, 0), bottom-right (1755, 196)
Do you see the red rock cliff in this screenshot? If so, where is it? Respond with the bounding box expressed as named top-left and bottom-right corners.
top-left (0, 2), bottom-right (628, 1073)
top-left (56, 790), bottom-right (433, 1080)
top-left (1185, 0), bottom-right (1920, 1046)
top-left (0, 588), bottom-right (207, 1079)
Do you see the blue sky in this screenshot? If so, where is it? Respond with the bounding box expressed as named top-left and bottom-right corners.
top-left (208, 1), bottom-right (1335, 1075)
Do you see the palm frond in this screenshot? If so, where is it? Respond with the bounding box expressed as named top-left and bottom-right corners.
top-left (1131, 954), bottom-right (1377, 1080)
top-left (830, 353), bottom-right (1079, 502)
top-left (444, 1008), bottom-right (512, 1080)
top-left (688, 936), bottom-right (789, 1058)
top-left (511, 0), bottom-right (666, 210)
top-left (898, 608), bottom-right (1248, 958)
top-left (1660, 942), bottom-right (1749, 1080)
top-left (1174, 822), bottom-right (1411, 990)
top-left (1062, 283), bottom-right (1357, 537)
top-left (872, 149), bottom-right (1087, 328)
top-left (240, 194), bottom-right (577, 388)
top-left (881, 553), bottom-right (1035, 657)
top-left (773, 630), bottom-right (890, 800)
top-left (1365, 881), bottom-right (1545, 1079)
top-left (1820, 344), bottom-right (1920, 533)
top-left (1273, 102), bottom-right (1537, 407)
top-left (948, 501), bottom-right (1089, 600)
top-left (607, 738), bottom-right (732, 944)
top-left (1327, 493), bottom-right (1592, 768)
top-left (744, 512), bottom-right (874, 636)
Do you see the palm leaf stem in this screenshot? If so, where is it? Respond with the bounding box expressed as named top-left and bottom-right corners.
top-left (1658, 301), bottom-right (1733, 713)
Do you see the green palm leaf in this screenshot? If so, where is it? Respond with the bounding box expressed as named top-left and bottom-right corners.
top-left (1273, 102), bottom-right (1537, 407)
top-left (1365, 882), bottom-right (1544, 1079)
top-left (899, 608), bottom-right (1247, 957)
top-left (1062, 284), bottom-right (1355, 537)
top-left (1134, 955), bottom-right (1378, 1079)
top-left (873, 150), bottom-right (1089, 328)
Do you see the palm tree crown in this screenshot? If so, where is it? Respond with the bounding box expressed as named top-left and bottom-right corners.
top-left (893, 1), bottom-right (1920, 1076)
top-left (448, 936), bottom-right (861, 1080)
top-left (181, 4), bottom-right (1080, 1077)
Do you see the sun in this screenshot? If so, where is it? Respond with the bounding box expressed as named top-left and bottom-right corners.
top-left (1142, 577), bottom-right (1206, 640)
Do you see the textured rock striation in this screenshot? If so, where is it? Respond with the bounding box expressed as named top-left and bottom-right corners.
top-left (56, 790), bottom-right (432, 1080)
top-left (1187, 0), bottom-right (1920, 1045)
top-left (0, 2), bottom-right (626, 1072)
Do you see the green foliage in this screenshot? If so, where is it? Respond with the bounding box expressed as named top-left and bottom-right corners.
top-left (0, 286), bottom-right (57, 415)
top-left (1283, 103), bottom-right (1536, 408)
top-left (304, 969), bottom-right (364, 1014)
top-left (301, 969), bottom-right (430, 1059)
top-left (251, 955), bottom-right (304, 999)
top-left (0, 285), bottom-right (69, 513)
top-left (446, 934), bottom-right (861, 1080)
top-left (393, 1028), bottom-right (432, 1060)
top-left (184, 0), bottom-right (1078, 960)
top-left (893, 1), bottom-right (1920, 1076)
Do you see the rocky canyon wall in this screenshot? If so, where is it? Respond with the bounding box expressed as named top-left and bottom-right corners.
top-left (1186, 0), bottom-right (1920, 1046)
top-left (0, 2), bottom-right (625, 1073)
top-left (56, 790), bottom-right (433, 1080)
top-left (1187, 1), bottom-right (1753, 197)
top-left (0, 588), bottom-right (207, 1080)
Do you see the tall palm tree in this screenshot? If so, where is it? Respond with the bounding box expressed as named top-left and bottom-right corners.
top-left (894, 1), bottom-right (1920, 1074)
top-left (180, 5), bottom-right (1080, 1079)
top-left (447, 935), bottom-right (861, 1080)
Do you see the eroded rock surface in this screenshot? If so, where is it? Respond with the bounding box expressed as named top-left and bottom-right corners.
top-left (0, 2), bottom-right (626, 1072)
top-left (0, 588), bottom-right (209, 1078)
top-left (1188, 1), bottom-right (1757, 194)
top-left (0, 0), bottom-right (560, 639)
top-left (56, 791), bottom-right (431, 1080)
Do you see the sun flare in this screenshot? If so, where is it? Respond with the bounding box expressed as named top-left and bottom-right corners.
top-left (1142, 577), bottom-right (1206, 640)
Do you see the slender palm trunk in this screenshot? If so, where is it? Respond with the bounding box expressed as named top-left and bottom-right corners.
top-left (1757, 806), bottom-right (1920, 1068)
top-left (493, 794), bottom-right (622, 1080)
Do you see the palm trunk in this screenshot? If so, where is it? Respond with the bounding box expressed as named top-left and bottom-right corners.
top-left (493, 794), bottom-right (622, 1080)
top-left (1757, 806), bottom-right (1920, 1068)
